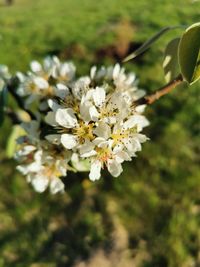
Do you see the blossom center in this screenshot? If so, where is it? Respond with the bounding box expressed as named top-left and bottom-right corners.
top-left (96, 147), bottom-right (112, 163)
top-left (74, 122), bottom-right (95, 142)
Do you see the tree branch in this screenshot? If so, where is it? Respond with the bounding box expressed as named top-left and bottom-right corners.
top-left (136, 74), bottom-right (184, 105)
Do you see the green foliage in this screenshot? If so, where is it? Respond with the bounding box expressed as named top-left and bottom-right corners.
top-left (163, 38), bottom-right (180, 82)
top-left (178, 22), bottom-right (200, 84)
top-left (6, 125), bottom-right (23, 158)
top-left (0, 0), bottom-right (200, 267)
top-left (123, 26), bottom-right (181, 62)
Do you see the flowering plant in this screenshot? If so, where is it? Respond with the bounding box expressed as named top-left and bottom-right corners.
top-left (0, 23), bottom-right (199, 194)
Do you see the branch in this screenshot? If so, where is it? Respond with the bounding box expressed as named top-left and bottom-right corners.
top-left (136, 74), bottom-right (184, 105)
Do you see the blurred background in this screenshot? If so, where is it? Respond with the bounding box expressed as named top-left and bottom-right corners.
top-left (0, 0), bottom-right (200, 266)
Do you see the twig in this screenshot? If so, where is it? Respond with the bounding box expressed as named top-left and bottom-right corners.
top-left (136, 74), bottom-right (184, 105)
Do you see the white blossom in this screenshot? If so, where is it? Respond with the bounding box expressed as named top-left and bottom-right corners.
top-left (14, 58), bottom-right (150, 193)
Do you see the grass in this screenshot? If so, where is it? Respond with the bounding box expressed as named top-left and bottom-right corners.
top-left (0, 0), bottom-right (200, 266)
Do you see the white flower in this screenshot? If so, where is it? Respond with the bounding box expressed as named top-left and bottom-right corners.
top-left (15, 58), bottom-right (150, 193)
top-left (16, 56), bottom-right (76, 108)
top-left (16, 142), bottom-right (70, 194)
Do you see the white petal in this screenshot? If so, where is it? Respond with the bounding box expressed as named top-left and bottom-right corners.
top-left (45, 134), bottom-right (61, 145)
top-left (89, 160), bottom-right (102, 181)
top-left (16, 165), bottom-right (30, 175)
top-left (124, 138), bottom-right (141, 154)
top-left (90, 66), bottom-right (97, 79)
top-left (61, 134), bottom-right (77, 149)
top-left (92, 137), bottom-right (106, 146)
top-left (45, 111), bottom-right (57, 126)
top-left (60, 63), bottom-right (70, 77)
top-left (32, 175), bottom-right (49, 193)
top-left (94, 122), bottom-right (111, 140)
top-left (89, 105), bottom-right (100, 121)
top-left (16, 72), bottom-right (25, 83)
top-left (34, 149), bottom-right (42, 159)
top-left (81, 150), bottom-right (97, 157)
top-left (50, 178), bottom-right (65, 194)
top-left (107, 159), bottom-right (123, 177)
top-left (93, 87), bottom-right (105, 107)
top-left (123, 115), bottom-right (149, 131)
top-left (55, 84), bottom-right (69, 99)
top-left (79, 140), bottom-right (96, 157)
top-left (60, 62), bottom-right (75, 78)
top-left (34, 77), bottom-right (49, 89)
top-left (85, 89), bottom-right (94, 100)
top-left (132, 133), bottom-right (148, 143)
top-left (30, 61), bottom-right (42, 73)
top-left (48, 99), bottom-right (62, 111)
top-left (56, 108), bottom-right (78, 128)
top-left (109, 92), bottom-right (128, 119)
top-left (17, 160), bottom-right (42, 175)
top-left (132, 89), bottom-right (146, 101)
top-left (80, 101), bottom-right (92, 122)
top-left (72, 77), bottom-right (91, 99)
top-left (112, 143), bottom-right (124, 153)
top-left (115, 151), bottom-right (131, 163)
top-left (56, 159), bottom-right (69, 175)
top-left (113, 64), bottom-right (121, 79)
top-left (135, 104), bottom-right (146, 113)
top-left (126, 73), bottom-right (136, 85)
top-left (103, 116), bottom-right (116, 125)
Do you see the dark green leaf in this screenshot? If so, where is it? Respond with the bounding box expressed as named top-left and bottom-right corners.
top-left (178, 22), bottom-right (200, 84)
top-left (123, 26), bottom-right (184, 62)
top-left (163, 38), bottom-right (180, 82)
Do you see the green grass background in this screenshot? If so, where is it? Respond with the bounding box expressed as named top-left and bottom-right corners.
top-left (0, 0), bottom-right (200, 266)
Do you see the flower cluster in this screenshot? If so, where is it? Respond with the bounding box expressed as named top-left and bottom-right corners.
top-left (14, 56), bottom-right (149, 193)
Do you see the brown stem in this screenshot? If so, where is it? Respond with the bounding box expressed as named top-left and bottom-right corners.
top-left (136, 74), bottom-right (184, 105)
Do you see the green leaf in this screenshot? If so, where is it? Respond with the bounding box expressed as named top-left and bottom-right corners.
top-left (123, 26), bottom-right (184, 62)
top-left (6, 125), bottom-right (24, 158)
top-left (178, 22), bottom-right (200, 84)
top-left (163, 38), bottom-right (180, 83)
top-left (0, 83), bottom-right (8, 126)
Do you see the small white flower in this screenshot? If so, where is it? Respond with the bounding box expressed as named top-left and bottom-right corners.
top-left (15, 59), bottom-right (150, 193)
